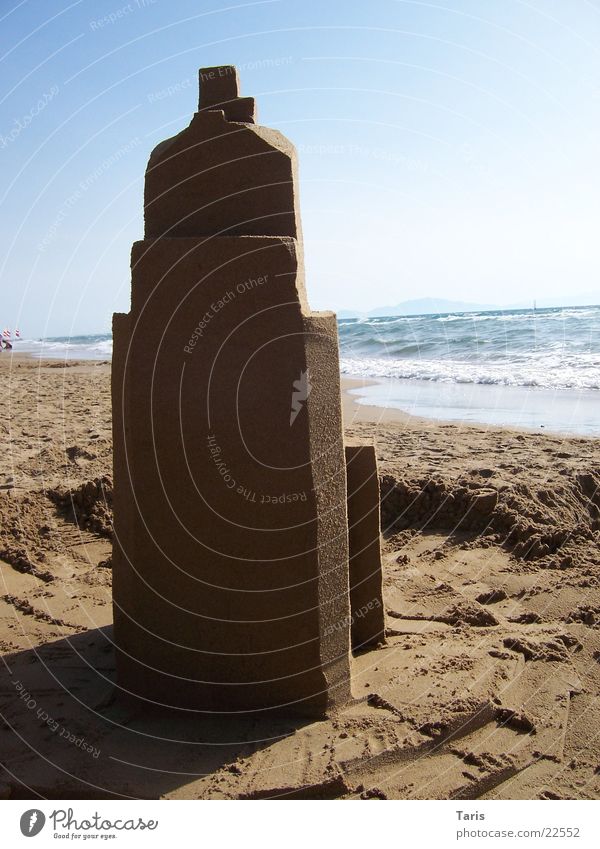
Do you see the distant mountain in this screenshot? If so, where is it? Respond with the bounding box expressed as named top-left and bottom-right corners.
top-left (336, 297), bottom-right (498, 319)
top-left (368, 297), bottom-right (499, 317)
top-left (337, 293), bottom-right (600, 319)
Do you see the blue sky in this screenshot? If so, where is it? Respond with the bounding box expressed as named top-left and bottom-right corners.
top-left (1, 0), bottom-right (600, 335)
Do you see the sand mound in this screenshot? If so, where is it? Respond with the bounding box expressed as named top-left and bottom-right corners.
top-left (434, 601), bottom-right (499, 628)
top-left (46, 476), bottom-right (113, 539)
top-left (0, 477), bottom-right (113, 585)
top-left (380, 476), bottom-right (498, 534)
top-left (0, 494), bottom-right (58, 582)
top-left (380, 467), bottom-right (600, 567)
top-left (565, 605), bottom-right (600, 628)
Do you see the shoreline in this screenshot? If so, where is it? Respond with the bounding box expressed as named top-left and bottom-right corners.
top-left (341, 374), bottom-right (599, 439)
top-left (2, 354), bottom-right (596, 440)
top-left (342, 375), bottom-right (431, 428)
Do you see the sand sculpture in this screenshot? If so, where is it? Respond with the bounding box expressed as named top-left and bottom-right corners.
top-left (112, 66), bottom-right (383, 715)
top-left (345, 440), bottom-right (385, 649)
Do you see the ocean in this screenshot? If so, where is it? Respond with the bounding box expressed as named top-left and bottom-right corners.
top-left (13, 305), bottom-right (600, 435)
top-left (339, 306), bottom-right (600, 391)
top-left (16, 333), bottom-right (113, 361)
top-left (339, 305), bottom-right (600, 435)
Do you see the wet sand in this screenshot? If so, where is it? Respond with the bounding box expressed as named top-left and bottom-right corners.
top-left (1, 355), bottom-right (599, 799)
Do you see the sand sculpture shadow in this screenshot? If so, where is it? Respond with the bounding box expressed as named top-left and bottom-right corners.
top-left (0, 627), bottom-right (314, 798)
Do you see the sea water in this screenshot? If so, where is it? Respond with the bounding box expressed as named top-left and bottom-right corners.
top-left (339, 305), bottom-right (600, 435)
top-left (12, 305), bottom-right (600, 435)
top-left (15, 334), bottom-right (113, 360)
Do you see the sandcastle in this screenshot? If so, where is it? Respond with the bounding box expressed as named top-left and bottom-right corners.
top-left (112, 66), bottom-right (384, 715)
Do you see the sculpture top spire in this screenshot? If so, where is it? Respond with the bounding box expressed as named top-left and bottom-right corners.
top-left (143, 66), bottom-right (298, 240)
top-left (198, 65), bottom-right (256, 123)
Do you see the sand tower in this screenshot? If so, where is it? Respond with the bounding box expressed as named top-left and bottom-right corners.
top-left (112, 66), bottom-right (383, 715)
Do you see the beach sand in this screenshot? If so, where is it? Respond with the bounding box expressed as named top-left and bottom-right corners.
top-left (1, 356), bottom-right (600, 799)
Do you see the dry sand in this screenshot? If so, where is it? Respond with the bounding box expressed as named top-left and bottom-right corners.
top-left (1, 356), bottom-right (600, 799)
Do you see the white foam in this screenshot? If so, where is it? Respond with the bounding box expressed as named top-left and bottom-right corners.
top-left (340, 355), bottom-right (600, 391)
top-left (18, 336), bottom-right (113, 360)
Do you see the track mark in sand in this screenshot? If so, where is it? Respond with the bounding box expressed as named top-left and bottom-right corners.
top-left (52, 522), bottom-right (104, 550)
top-left (450, 755), bottom-right (534, 800)
top-left (238, 771), bottom-right (350, 800)
top-left (345, 706), bottom-right (541, 800)
top-left (495, 708), bottom-right (536, 735)
top-left (417, 701), bottom-right (498, 745)
top-left (476, 589), bottom-right (509, 605)
top-left (366, 692), bottom-right (409, 720)
top-left (386, 601), bottom-right (499, 628)
top-left (387, 601), bottom-right (498, 628)
top-left (435, 602), bottom-right (499, 627)
top-left (226, 727), bottom-right (346, 800)
top-left (1, 593), bottom-right (83, 630)
top-left (336, 683), bottom-right (576, 801)
top-left (507, 611), bottom-right (544, 624)
top-left (0, 552), bottom-right (54, 584)
top-left (565, 605), bottom-right (600, 628)
top-left (385, 622), bottom-right (450, 637)
top-left (502, 636), bottom-right (572, 662)
top-left (339, 700), bottom-right (496, 781)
